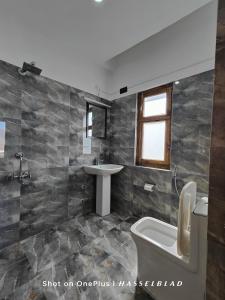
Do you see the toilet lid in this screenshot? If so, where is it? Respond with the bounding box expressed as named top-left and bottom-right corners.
top-left (177, 181), bottom-right (197, 257)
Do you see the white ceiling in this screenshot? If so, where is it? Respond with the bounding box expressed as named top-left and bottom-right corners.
top-left (0, 0), bottom-right (213, 65)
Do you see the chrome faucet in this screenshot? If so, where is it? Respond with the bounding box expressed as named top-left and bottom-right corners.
top-left (8, 152), bottom-right (31, 184)
top-left (95, 153), bottom-right (104, 165)
top-left (96, 157), bottom-right (104, 165)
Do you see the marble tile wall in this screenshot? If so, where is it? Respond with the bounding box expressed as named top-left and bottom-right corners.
top-left (110, 70), bottom-right (214, 225)
top-left (207, 1), bottom-right (225, 299)
top-left (0, 60), bottom-right (111, 250)
top-left (109, 94), bottom-right (137, 165)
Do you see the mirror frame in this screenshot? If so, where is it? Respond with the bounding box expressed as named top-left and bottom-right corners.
top-left (86, 102), bottom-right (107, 139)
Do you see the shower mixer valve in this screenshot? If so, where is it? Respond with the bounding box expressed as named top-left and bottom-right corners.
top-left (8, 152), bottom-right (31, 183)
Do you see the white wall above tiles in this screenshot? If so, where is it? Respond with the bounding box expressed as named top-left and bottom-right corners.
top-left (0, 0), bottom-right (217, 99)
top-left (107, 1), bottom-right (218, 99)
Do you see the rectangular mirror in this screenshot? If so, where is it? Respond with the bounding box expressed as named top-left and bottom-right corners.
top-left (0, 121), bottom-right (6, 158)
top-left (86, 103), bottom-right (107, 139)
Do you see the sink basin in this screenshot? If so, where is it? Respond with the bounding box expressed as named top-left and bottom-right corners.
top-left (84, 164), bottom-right (124, 176)
top-left (83, 164), bottom-right (124, 216)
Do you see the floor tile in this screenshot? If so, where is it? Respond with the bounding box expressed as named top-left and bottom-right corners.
top-left (3, 212), bottom-right (153, 300)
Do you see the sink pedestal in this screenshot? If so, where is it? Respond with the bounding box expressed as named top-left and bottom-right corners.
top-left (83, 164), bottom-right (124, 217)
top-left (96, 175), bottom-right (111, 216)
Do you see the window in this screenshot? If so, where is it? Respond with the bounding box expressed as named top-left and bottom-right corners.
top-left (136, 84), bottom-right (172, 169)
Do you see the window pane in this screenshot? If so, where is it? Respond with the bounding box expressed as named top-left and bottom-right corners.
top-left (88, 112), bottom-right (92, 126)
top-left (142, 121), bottom-right (166, 161)
top-left (144, 93), bottom-right (167, 117)
top-left (87, 129), bottom-right (92, 137)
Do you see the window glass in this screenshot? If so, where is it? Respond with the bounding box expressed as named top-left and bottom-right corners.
top-left (88, 112), bottom-right (92, 126)
top-left (143, 93), bottom-right (167, 117)
top-left (142, 121), bottom-right (166, 161)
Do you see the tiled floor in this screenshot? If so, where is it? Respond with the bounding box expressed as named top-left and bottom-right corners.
top-left (0, 213), bottom-right (153, 300)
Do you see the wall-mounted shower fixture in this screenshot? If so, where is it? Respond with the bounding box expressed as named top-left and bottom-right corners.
top-left (18, 61), bottom-right (42, 76)
top-left (173, 165), bottom-right (180, 197)
top-left (8, 152), bottom-right (31, 184)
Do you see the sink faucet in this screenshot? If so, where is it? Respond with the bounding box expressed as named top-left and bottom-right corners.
top-left (96, 153), bottom-right (104, 165)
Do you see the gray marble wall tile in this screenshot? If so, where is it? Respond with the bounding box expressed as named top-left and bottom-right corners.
top-left (21, 119), bottom-right (48, 146)
top-left (46, 145), bottom-right (69, 168)
top-left (0, 184), bottom-right (20, 248)
top-left (20, 190), bottom-right (52, 232)
top-left (0, 60), bottom-right (111, 249)
top-left (69, 166), bottom-right (95, 199)
top-left (0, 59), bottom-right (215, 253)
top-left (82, 198), bottom-right (95, 215)
top-left (174, 172), bottom-right (209, 194)
top-left (20, 167), bottom-right (69, 239)
top-left (111, 198), bottom-right (134, 217)
top-left (171, 71), bottom-right (214, 181)
top-left (68, 166), bottom-right (95, 218)
top-left (0, 119), bottom-right (21, 173)
top-left (45, 102), bottom-right (70, 145)
top-left (111, 167), bottom-right (133, 203)
top-left (68, 196), bottom-right (84, 218)
top-left (171, 122), bottom-right (212, 175)
top-left (111, 165), bottom-right (177, 224)
top-left (21, 91), bottom-right (47, 124)
top-left (0, 61), bottom-right (22, 120)
top-left (0, 198), bottom-right (20, 228)
top-left (0, 223), bottom-right (19, 250)
top-left (109, 94), bottom-right (136, 166)
top-left (132, 185), bottom-right (177, 224)
top-left (131, 166), bottom-right (173, 193)
top-left (69, 88), bottom-right (110, 167)
top-left (110, 70), bottom-right (214, 223)
top-left (109, 147), bottom-right (135, 166)
top-left (21, 144), bottom-right (48, 170)
top-left (92, 105), bottom-right (106, 138)
top-left (5, 119), bottom-right (21, 148)
top-left (45, 77), bottom-right (70, 107)
top-left (0, 172), bottom-right (21, 200)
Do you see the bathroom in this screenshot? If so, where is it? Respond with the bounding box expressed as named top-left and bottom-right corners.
top-left (0, 0), bottom-right (224, 299)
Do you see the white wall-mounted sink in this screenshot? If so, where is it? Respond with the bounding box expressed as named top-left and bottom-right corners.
top-left (84, 164), bottom-right (124, 176)
top-left (84, 164), bottom-right (124, 216)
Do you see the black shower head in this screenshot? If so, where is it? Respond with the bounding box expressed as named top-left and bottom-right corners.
top-left (19, 62), bottom-right (42, 75)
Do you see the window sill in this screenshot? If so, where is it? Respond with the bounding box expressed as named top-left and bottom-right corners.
top-left (134, 164), bottom-right (171, 172)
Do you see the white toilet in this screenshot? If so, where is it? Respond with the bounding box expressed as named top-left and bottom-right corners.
top-left (131, 182), bottom-right (208, 300)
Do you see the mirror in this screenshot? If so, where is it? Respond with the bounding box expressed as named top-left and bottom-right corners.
top-left (0, 121), bottom-right (6, 158)
top-left (86, 103), bottom-right (107, 139)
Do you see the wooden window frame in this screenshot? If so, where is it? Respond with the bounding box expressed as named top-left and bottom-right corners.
top-left (136, 84), bottom-right (172, 169)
